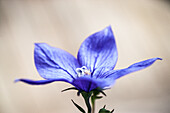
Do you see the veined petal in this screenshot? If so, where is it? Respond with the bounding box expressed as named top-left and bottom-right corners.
top-left (77, 26), bottom-right (118, 76)
top-left (15, 78), bottom-right (71, 85)
top-left (34, 43), bottom-right (80, 80)
top-left (104, 57), bottom-right (162, 80)
top-left (72, 76), bottom-right (115, 92)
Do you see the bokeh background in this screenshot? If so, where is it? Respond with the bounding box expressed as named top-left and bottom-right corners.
top-left (0, 0), bottom-right (170, 113)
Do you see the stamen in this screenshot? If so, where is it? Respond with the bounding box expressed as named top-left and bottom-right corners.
top-left (84, 70), bottom-right (91, 75)
top-left (81, 66), bottom-right (87, 70)
top-left (76, 66), bottom-right (91, 77)
top-left (76, 68), bottom-right (84, 76)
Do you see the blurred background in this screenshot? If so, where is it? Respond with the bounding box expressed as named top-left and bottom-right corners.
top-left (0, 0), bottom-right (170, 113)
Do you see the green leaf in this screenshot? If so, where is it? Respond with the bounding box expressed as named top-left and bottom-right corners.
top-left (71, 99), bottom-right (85, 113)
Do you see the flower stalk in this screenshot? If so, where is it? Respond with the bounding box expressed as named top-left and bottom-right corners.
top-left (81, 91), bottom-right (92, 113)
top-left (77, 89), bottom-right (106, 113)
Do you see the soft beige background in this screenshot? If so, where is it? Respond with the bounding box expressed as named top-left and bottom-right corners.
top-left (0, 0), bottom-right (169, 113)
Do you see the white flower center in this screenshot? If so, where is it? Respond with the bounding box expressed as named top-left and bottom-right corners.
top-left (76, 66), bottom-right (91, 77)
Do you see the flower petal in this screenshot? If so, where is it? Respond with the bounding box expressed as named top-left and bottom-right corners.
top-left (104, 57), bottom-right (162, 79)
top-left (34, 43), bottom-right (80, 80)
top-left (72, 76), bottom-right (115, 92)
top-left (77, 26), bottom-right (118, 76)
top-left (15, 78), bottom-right (70, 85)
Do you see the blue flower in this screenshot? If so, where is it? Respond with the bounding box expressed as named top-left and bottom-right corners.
top-left (15, 26), bottom-right (162, 92)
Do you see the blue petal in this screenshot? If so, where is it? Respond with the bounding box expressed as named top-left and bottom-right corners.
top-left (104, 57), bottom-right (162, 80)
top-left (34, 43), bottom-right (80, 81)
top-left (77, 26), bottom-right (118, 77)
top-left (72, 76), bottom-right (115, 92)
top-left (15, 78), bottom-right (70, 85)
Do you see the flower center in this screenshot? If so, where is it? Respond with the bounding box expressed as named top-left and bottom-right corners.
top-left (76, 66), bottom-right (91, 77)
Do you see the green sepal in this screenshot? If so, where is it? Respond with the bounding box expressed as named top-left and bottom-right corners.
top-left (61, 87), bottom-right (78, 92)
top-left (99, 90), bottom-right (107, 96)
top-left (77, 90), bottom-right (83, 96)
top-left (92, 88), bottom-right (107, 96)
top-left (95, 96), bottom-right (103, 99)
top-left (71, 99), bottom-right (86, 113)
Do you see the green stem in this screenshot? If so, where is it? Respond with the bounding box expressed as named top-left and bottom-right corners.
top-left (91, 96), bottom-right (95, 113)
top-left (92, 100), bottom-right (95, 113)
top-left (81, 92), bottom-right (92, 113)
top-left (85, 97), bottom-right (91, 113)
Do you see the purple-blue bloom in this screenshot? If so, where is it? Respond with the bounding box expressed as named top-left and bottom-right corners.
top-left (15, 26), bottom-right (162, 92)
